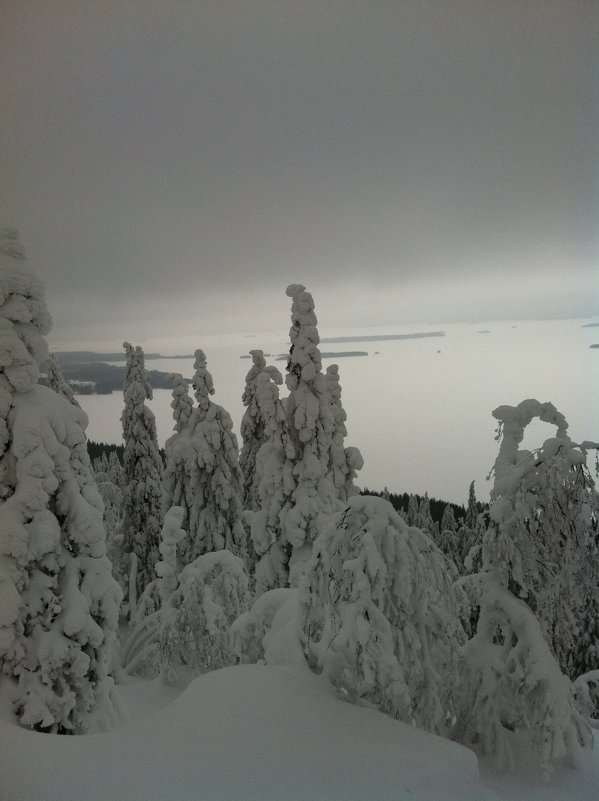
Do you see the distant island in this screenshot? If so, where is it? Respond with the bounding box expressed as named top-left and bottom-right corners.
top-left (319, 331), bottom-right (444, 344)
top-left (582, 323), bottom-right (599, 328)
top-left (42, 353), bottom-right (190, 394)
top-left (275, 351), bottom-right (368, 360)
top-left (590, 344), bottom-right (599, 349)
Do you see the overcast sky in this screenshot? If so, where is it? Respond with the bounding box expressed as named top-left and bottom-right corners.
top-left (1, 1), bottom-right (597, 349)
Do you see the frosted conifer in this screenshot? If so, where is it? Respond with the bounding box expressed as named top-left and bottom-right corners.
top-left (301, 495), bottom-right (464, 735)
top-left (248, 369), bottom-right (293, 594)
top-left (482, 400), bottom-right (599, 676)
top-left (454, 574), bottom-right (591, 773)
top-left (0, 229), bottom-right (121, 732)
top-left (279, 284), bottom-right (340, 584)
top-left (239, 350), bottom-right (283, 511)
top-left (406, 493), bottom-right (419, 526)
top-left (162, 350), bottom-right (246, 564)
top-left (121, 342), bottom-right (163, 610)
top-left (325, 364), bottom-right (363, 501)
top-left (46, 353), bottom-right (80, 408)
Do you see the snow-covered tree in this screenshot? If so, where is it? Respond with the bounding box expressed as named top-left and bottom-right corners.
top-left (325, 364), bottom-right (363, 501)
top-left (0, 228), bottom-right (121, 732)
top-left (406, 493), bottom-right (419, 526)
top-left (416, 492), bottom-right (436, 537)
top-left (301, 495), bottom-right (464, 735)
top-left (482, 400), bottom-right (599, 676)
top-left (169, 372), bottom-right (193, 434)
top-left (121, 505), bottom-right (187, 676)
top-left (239, 350), bottom-right (284, 511)
top-left (162, 350), bottom-right (246, 565)
top-left (121, 343), bottom-right (163, 611)
top-left (45, 353), bottom-right (80, 408)
top-left (92, 453), bottom-right (125, 587)
top-left (247, 369), bottom-right (293, 595)
top-left (160, 550), bottom-right (249, 683)
top-left (436, 503), bottom-right (460, 571)
top-left (454, 574), bottom-right (592, 773)
top-left (278, 284), bottom-right (341, 584)
top-left (455, 481), bottom-right (485, 574)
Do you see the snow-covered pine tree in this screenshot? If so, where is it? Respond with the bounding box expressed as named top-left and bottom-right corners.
top-left (93, 453), bottom-right (125, 582)
top-left (240, 350), bottom-right (283, 511)
top-left (279, 284), bottom-right (340, 584)
top-left (45, 353), bottom-right (80, 408)
top-left (406, 493), bottom-right (419, 526)
top-left (121, 342), bottom-right (163, 611)
top-left (325, 364), bottom-right (363, 501)
top-left (0, 228), bottom-right (121, 732)
top-left (416, 492), bottom-right (435, 537)
top-left (163, 350), bottom-right (246, 565)
top-left (482, 400), bottom-right (599, 677)
top-left (456, 481), bottom-right (485, 574)
top-left (248, 369), bottom-right (293, 595)
top-left (301, 495), bottom-right (464, 735)
top-left (437, 503), bottom-right (459, 567)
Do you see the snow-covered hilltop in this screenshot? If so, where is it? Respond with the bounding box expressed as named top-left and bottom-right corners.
top-left (1, 237), bottom-right (598, 800)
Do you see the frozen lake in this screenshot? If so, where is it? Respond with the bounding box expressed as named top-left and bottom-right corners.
top-left (78, 317), bottom-right (599, 505)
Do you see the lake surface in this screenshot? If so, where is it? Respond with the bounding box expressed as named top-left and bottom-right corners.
top-left (79, 317), bottom-right (599, 505)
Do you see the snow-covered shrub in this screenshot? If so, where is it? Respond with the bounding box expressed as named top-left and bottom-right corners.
top-left (0, 229), bottom-right (121, 733)
top-left (454, 574), bottom-right (592, 773)
top-left (483, 400), bottom-right (599, 676)
top-left (231, 588), bottom-right (301, 665)
top-left (121, 342), bottom-right (163, 610)
top-left (160, 550), bottom-right (249, 683)
top-left (300, 494), bottom-right (464, 735)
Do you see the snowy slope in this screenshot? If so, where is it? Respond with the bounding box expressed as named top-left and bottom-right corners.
top-left (1, 663), bottom-right (494, 801)
top-left (1, 663), bottom-right (598, 801)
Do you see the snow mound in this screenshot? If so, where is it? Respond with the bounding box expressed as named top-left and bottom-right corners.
top-left (0, 663), bottom-right (496, 801)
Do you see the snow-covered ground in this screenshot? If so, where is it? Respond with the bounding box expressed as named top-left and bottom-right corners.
top-left (1, 663), bottom-right (597, 801)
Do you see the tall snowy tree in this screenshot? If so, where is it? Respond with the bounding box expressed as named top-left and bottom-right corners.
top-left (239, 349), bottom-right (283, 511)
top-left (247, 369), bottom-right (293, 595)
top-left (325, 364), bottom-right (363, 501)
top-left (456, 481), bottom-right (485, 574)
top-left (0, 228), bottom-right (121, 732)
top-left (162, 349), bottom-right (246, 564)
top-left (278, 284), bottom-right (341, 584)
top-left (121, 342), bottom-right (163, 611)
top-left (482, 399), bottom-right (599, 677)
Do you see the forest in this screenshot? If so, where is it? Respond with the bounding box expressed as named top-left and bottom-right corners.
top-left (1, 229), bottom-right (598, 799)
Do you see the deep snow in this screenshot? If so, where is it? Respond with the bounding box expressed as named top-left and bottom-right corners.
top-left (1, 664), bottom-right (598, 801)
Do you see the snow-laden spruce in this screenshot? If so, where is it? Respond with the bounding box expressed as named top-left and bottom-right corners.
top-left (278, 284), bottom-right (345, 584)
top-left (92, 452), bottom-right (125, 585)
top-left (454, 573), bottom-right (592, 773)
top-left (121, 342), bottom-right (163, 611)
top-left (246, 369), bottom-right (293, 594)
top-left (0, 229), bottom-right (121, 733)
top-left (162, 350), bottom-right (246, 564)
top-left (483, 399), bottom-right (599, 676)
top-left (301, 494), bottom-right (464, 735)
top-left (45, 353), bottom-right (80, 408)
top-left (456, 480), bottom-right (486, 574)
top-left (325, 364), bottom-right (363, 500)
top-left (239, 350), bottom-right (284, 511)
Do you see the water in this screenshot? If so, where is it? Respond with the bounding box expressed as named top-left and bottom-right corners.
top-left (79, 318), bottom-right (599, 505)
